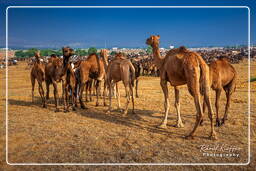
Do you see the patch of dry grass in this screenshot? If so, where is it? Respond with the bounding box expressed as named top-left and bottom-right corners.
top-left (0, 60), bottom-right (255, 171)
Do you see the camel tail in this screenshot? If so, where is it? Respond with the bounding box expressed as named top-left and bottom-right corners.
top-left (129, 61), bottom-right (136, 87)
top-left (198, 56), bottom-right (210, 96)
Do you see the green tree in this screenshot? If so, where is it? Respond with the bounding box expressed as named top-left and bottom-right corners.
top-left (146, 46), bottom-right (152, 54)
top-left (88, 47), bottom-right (97, 55)
top-left (15, 50), bottom-right (26, 58)
top-left (75, 49), bottom-right (88, 56)
top-left (26, 48), bottom-right (39, 57)
top-left (110, 51), bottom-right (116, 56)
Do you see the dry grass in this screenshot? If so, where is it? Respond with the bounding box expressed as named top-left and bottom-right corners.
top-left (0, 60), bottom-right (255, 171)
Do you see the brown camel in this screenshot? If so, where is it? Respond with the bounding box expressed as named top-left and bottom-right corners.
top-left (62, 47), bottom-right (77, 112)
top-left (30, 51), bottom-right (46, 107)
top-left (45, 56), bottom-right (63, 112)
top-left (106, 52), bottom-right (136, 115)
top-left (203, 57), bottom-right (237, 126)
top-left (146, 35), bottom-right (216, 140)
top-left (78, 53), bottom-right (105, 109)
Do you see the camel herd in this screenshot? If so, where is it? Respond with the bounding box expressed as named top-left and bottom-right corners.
top-left (30, 35), bottom-right (237, 140)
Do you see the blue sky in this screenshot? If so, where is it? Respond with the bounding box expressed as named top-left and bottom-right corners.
top-left (0, 0), bottom-right (255, 49)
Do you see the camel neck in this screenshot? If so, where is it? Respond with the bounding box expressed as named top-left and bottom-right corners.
top-left (152, 44), bottom-right (164, 69)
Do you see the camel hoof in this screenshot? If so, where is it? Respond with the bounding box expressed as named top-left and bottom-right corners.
top-left (175, 122), bottom-right (184, 128)
top-left (221, 118), bottom-right (226, 125)
top-left (199, 119), bottom-right (204, 126)
top-left (55, 108), bottom-right (60, 112)
top-left (157, 124), bottom-right (167, 129)
top-left (215, 119), bottom-right (221, 127)
top-left (136, 95), bottom-right (139, 98)
top-left (209, 135), bottom-right (218, 140)
top-left (184, 135), bottom-right (194, 140)
top-left (95, 102), bottom-right (99, 107)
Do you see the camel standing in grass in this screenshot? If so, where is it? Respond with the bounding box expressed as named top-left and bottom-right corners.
top-left (146, 35), bottom-right (216, 140)
top-left (77, 53), bottom-right (105, 109)
top-left (30, 51), bottom-right (46, 107)
top-left (203, 57), bottom-right (237, 126)
top-left (106, 52), bottom-right (136, 115)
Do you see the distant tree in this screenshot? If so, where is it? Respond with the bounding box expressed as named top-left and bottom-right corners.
top-left (26, 48), bottom-right (39, 57)
top-left (88, 47), bottom-right (97, 55)
top-left (146, 46), bottom-right (153, 54)
top-left (75, 49), bottom-right (88, 56)
top-left (15, 50), bottom-right (26, 58)
top-left (110, 51), bottom-right (116, 56)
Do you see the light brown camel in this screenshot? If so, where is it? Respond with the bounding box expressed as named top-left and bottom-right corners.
top-left (62, 47), bottom-right (77, 112)
top-left (203, 57), bottom-right (237, 126)
top-left (146, 35), bottom-right (216, 140)
top-left (78, 53), bottom-right (105, 109)
top-left (30, 51), bottom-right (46, 107)
top-left (45, 56), bottom-right (63, 112)
top-left (106, 52), bottom-right (136, 115)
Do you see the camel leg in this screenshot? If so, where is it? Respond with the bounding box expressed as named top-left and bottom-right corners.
top-left (71, 86), bottom-right (76, 111)
top-left (31, 76), bottom-right (35, 102)
top-left (85, 82), bottom-right (89, 102)
top-left (185, 92), bottom-right (202, 139)
top-left (89, 80), bottom-right (93, 102)
top-left (46, 81), bottom-right (50, 100)
top-left (116, 82), bottom-right (122, 112)
top-left (123, 84), bottom-right (130, 116)
top-left (103, 81), bottom-right (107, 106)
top-left (107, 81), bottom-right (113, 114)
top-left (130, 83), bottom-right (135, 114)
top-left (38, 81), bottom-right (46, 108)
top-left (184, 68), bottom-right (203, 139)
top-left (95, 80), bottom-right (100, 106)
top-left (222, 87), bottom-right (231, 125)
top-left (204, 87), bottom-right (217, 140)
top-left (135, 79), bottom-right (139, 98)
top-left (79, 82), bottom-right (87, 109)
top-left (201, 98), bottom-right (206, 126)
top-left (53, 82), bottom-right (60, 112)
top-left (63, 84), bottom-right (70, 112)
top-left (215, 89), bottom-right (222, 127)
top-left (174, 87), bottom-right (184, 128)
top-left (158, 79), bottom-right (169, 129)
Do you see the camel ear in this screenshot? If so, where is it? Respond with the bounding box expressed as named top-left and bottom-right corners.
top-left (157, 35), bottom-right (160, 39)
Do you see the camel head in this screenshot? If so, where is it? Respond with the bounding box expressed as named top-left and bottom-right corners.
top-left (62, 47), bottom-right (74, 57)
top-left (34, 51), bottom-right (40, 57)
top-left (62, 46), bottom-right (74, 65)
top-left (146, 35), bottom-right (160, 46)
top-left (100, 49), bottom-right (109, 59)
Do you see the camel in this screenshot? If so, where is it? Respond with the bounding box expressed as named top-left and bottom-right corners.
top-left (130, 59), bottom-right (141, 98)
top-left (62, 47), bottom-right (77, 112)
top-left (30, 51), bottom-right (46, 107)
top-left (45, 55), bottom-right (64, 112)
top-left (146, 35), bottom-right (216, 140)
top-left (203, 57), bottom-right (237, 126)
top-left (105, 52), bottom-right (136, 115)
top-left (77, 52), bottom-right (105, 109)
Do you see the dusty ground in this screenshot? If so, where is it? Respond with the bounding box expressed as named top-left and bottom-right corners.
top-left (0, 60), bottom-right (255, 171)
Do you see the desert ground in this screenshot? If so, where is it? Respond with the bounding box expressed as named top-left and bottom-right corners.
top-left (0, 60), bottom-right (255, 171)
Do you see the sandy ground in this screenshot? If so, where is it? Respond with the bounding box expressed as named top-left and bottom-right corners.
top-left (0, 60), bottom-right (255, 171)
